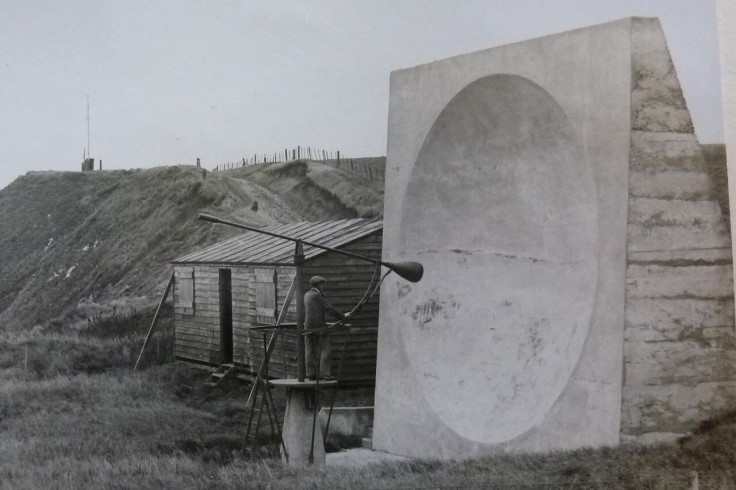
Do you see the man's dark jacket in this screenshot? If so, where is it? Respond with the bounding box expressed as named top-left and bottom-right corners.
top-left (304, 287), bottom-right (342, 329)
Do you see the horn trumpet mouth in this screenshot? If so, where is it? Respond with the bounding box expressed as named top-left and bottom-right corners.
top-left (386, 261), bottom-right (424, 283)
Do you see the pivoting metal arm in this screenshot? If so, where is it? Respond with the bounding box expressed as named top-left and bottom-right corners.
top-left (197, 213), bottom-right (423, 282)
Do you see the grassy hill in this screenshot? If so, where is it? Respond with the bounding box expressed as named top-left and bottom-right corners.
top-left (0, 160), bottom-right (384, 331)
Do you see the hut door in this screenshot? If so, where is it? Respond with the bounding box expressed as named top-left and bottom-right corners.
top-left (218, 269), bottom-right (233, 364)
top-left (254, 268), bottom-right (278, 324)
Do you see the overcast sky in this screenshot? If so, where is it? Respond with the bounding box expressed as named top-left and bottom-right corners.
top-left (0, 1), bottom-right (723, 191)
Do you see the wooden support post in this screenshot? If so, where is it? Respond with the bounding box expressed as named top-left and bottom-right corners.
top-left (295, 241), bottom-right (305, 382)
top-left (134, 271), bottom-right (174, 372)
top-left (337, 151), bottom-right (340, 166)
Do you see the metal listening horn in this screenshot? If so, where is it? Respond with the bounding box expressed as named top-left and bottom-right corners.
top-left (197, 213), bottom-right (423, 283)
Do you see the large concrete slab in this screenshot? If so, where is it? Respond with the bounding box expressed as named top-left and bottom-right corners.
top-left (374, 18), bottom-right (635, 459)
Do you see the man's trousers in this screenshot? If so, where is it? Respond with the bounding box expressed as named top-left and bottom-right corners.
top-left (305, 333), bottom-right (331, 379)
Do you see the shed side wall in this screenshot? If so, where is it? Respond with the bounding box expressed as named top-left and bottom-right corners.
top-left (174, 264), bottom-right (297, 367)
top-left (302, 231), bottom-right (383, 328)
top-left (174, 264), bottom-right (221, 365)
top-left (620, 18), bottom-right (736, 442)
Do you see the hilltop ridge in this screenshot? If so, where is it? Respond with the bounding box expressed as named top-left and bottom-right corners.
top-left (0, 159), bottom-right (384, 331)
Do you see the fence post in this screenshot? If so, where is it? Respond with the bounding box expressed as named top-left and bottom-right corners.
top-left (337, 151), bottom-right (340, 167)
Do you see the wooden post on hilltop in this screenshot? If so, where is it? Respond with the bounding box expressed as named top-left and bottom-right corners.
top-left (337, 151), bottom-right (340, 167)
top-left (297, 146), bottom-right (301, 159)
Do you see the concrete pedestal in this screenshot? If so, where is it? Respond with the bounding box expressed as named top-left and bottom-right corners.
top-left (269, 379), bottom-right (338, 467)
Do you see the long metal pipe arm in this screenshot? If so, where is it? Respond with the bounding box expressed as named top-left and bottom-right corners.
top-left (197, 213), bottom-right (423, 282)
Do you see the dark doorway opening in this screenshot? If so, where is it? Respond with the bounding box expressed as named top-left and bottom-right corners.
top-left (219, 268), bottom-right (233, 364)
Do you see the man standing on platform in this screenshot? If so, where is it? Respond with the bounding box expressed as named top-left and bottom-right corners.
top-left (304, 276), bottom-right (347, 380)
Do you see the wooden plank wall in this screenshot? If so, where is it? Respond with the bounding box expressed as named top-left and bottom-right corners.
top-left (174, 264), bottom-right (297, 368)
top-left (234, 265), bottom-right (296, 369)
top-left (173, 230), bottom-right (381, 380)
top-left (231, 265), bottom-right (256, 367)
top-left (248, 326), bottom-right (378, 385)
top-left (302, 230), bottom-right (383, 328)
top-left (249, 230), bottom-right (383, 384)
top-left (173, 265), bottom-right (222, 365)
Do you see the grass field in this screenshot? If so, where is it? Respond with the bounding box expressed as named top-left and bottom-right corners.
top-left (0, 310), bottom-right (733, 489)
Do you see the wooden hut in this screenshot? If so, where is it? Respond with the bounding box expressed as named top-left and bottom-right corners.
top-left (170, 218), bottom-right (382, 385)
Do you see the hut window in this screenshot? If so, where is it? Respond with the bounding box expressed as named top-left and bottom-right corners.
top-left (254, 268), bottom-right (277, 322)
top-left (175, 267), bottom-right (195, 315)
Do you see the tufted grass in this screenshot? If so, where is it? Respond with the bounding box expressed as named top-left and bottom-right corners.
top-left (0, 320), bottom-right (733, 489)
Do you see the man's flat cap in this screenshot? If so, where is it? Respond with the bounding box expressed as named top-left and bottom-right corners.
top-left (310, 276), bottom-right (327, 286)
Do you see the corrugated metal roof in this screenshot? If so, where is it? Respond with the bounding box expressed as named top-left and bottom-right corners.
top-left (172, 218), bottom-right (383, 265)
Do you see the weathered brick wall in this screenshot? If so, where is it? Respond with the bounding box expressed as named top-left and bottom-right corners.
top-left (620, 18), bottom-right (736, 442)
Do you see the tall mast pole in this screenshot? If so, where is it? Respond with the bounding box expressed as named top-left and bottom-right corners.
top-left (87, 94), bottom-right (90, 157)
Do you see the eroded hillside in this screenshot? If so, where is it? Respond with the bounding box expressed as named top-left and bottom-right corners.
top-left (0, 160), bottom-right (384, 330)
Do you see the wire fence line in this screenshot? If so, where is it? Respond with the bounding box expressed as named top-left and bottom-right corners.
top-left (210, 146), bottom-right (385, 182)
